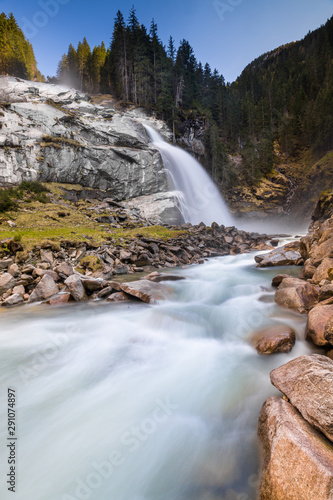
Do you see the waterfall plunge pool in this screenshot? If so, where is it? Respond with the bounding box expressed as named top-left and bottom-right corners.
top-left (0, 252), bottom-right (316, 500)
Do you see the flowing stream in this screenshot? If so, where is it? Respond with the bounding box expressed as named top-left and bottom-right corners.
top-left (145, 126), bottom-right (234, 227)
top-left (0, 252), bottom-right (315, 500)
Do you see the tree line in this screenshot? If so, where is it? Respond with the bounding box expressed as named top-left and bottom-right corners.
top-left (0, 12), bottom-right (44, 82)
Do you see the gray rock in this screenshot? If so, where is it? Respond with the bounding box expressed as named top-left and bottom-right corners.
top-left (8, 263), bottom-right (20, 277)
top-left (54, 262), bottom-right (74, 279)
top-left (28, 274), bottom-right (59, 302)
top-left (120, 280), bottom-right (172, 303)
top-left (0, 258), bottom-right (13, 270)
top-left (1, 293), bottom-right (24, 307)
top-left (64, 275), bottom-right (87, 301)
top-left (0, 273), bottom-right (16, 295)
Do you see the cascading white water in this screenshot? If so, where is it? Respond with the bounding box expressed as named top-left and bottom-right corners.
top-left (0, 252), bottom-right (312, 500)
top-left (145, 126), bottom-right (234, 227)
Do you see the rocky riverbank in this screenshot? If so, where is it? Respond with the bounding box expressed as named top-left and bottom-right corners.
top-left (0, 216), bottom-right (275, 307)
top-left (256, 208), bottom-right (333, 499)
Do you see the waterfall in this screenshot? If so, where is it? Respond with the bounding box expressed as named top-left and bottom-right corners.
top-left (145, 125), bottom-right (234, 227)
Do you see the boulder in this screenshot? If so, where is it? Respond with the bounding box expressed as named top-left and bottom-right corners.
top-left (106, 292), bottom-right (128, 302)
top-left (0, 258), bottom-right (13, 270)
top-left (270, 355), bottom-right (333, 442)
top-left (81, 277), bottom-right (104, 292)
top-left (0, 273), bottom-right (16, 295)
top-left (1, 293), bottom-right (24, 307)
top-left (325, 316), bottom-right (333, 344)
top-left (28, 274), bottom-right (59, 302)
top-left (120, 280), bottom-right (172, 303)
top-left (45, 293), bottom-right (72, 305)
top-left (271, 274), bottom-right (294, 287)
top-left (320, 284), bottom-right (333, 302)
top-left (275, 280), bottom-right (318, 313)
top-left (313, 257), bottom-right (333, 284)
top-left (12, 285), bottom-right (25, 296)
top-left (64, 275), bottom-right (87, 301)
top-left (252, 325), bottom-right (296, 355)
top-left (258, 396), bottom-right (333, 500)
top-left (54, 262), bottom-right (74, 279)
top-left (8, 263), bottom-right (20, 277)
top-left (305, 305), bottom-right (333, 346)
top-left (256, 242), bottom-right (303, 268)
top-left (310, 236), bottom-right (333, 266)
top-left (303, 259), bottom-right (317, 279)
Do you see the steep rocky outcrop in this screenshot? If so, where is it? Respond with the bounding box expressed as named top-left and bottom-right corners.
top-left (0, 76), bottom-right (179, 220)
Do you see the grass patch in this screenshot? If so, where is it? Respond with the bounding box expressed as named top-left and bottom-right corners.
top-left (39, 135), bottom-right (83, 149)
top-left (77, 255), bottom-right (103, 273)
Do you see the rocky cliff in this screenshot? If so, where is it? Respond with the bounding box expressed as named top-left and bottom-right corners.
top-left (0, 76), bottom-right (184, 224)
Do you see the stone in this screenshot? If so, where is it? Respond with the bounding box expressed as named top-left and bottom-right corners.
top-left (306, 305), bottom-right (333, 346)
top-left (64, 275), bottom-right (87, 301)
top-left (1, 293), bottom-right (24, 307)
top-left (12, 285), bottom-right (25, 296)
top-left (0, 258), bottom-right (13, 270)
top-left (119, 249), bottom-right (132, 261)
top-left (304, 259), bottom-right (317, 279)
top-left (33, 268), bottom-right (60, 282)
top-left (320, 284), bottom-right (333, 302)
top-left (16, 274), bottom-right (34, 286)
top-left (106, 292), bottom-right (128, 302)
top-left (7, 220), bottom-right (17, 228)
top-left (258, 396), bottom-right (333, 500)
top-left (45, 293), bottom-right (72, 305)
top-left (275, 280), bottom-right (318, 314)
top-left (0, 273), bottom-right (16, 295)
top-left (81, 277), bottom-right (104, 292)
top-left (252, 325), bottom-right (296, 355)
top-left (120, 280), bottom-right (172, 303)
top-left (257, 242), bottom-right (303, 268)
top-left (7, 263), bottom-right (20, 277)
top-left (270, 355), bottom-right (333, 442)
top-left (28, 274), bottom-right (59, 302)
top-left (40, 249), bottom-right (54, 265)
top-left (313, 257), bottom-right (333, 284)
top-left (21, 264), bottom-right (35, 274)
top-left (97, 286), bottom-right (114, 299)
top-left (148, 273), bottom-right (186, 283)
top-left (54, 262), bottom-right (74, 279)
top-left (324, 316), bottom-right (333, 344)
top-left (310, 236), bottom-right (333, 266)
top-left (271, 274), bottom-right (294, 287)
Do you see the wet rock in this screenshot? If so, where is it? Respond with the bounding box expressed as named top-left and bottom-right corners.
top-left (64, 275), bottom-right (87, 301)
top-left (1, 293), bottom-right (24, 307)
top-left (256, 242), bottom-right (303, 268)
top-left (258, 396), bottom-right (333, 500)
top-left (148, 273), bottom-right (186, 283)
top-left (106, 292), bottom-right (128, 302)
top-left (305, 305), bottom-right (333, 346)
top-left (270, 355), bottom-right (333, 442)
top-left (120, 280), bottom-right (172, 303)
top-left (0, 273), bottom-right (16, 295)
top-left (271, 274), bottom-right (295, 287)
top-left (45, 293), bottom-right (72, 305)
top-left (253, 325), bottom-right (296, 355)
top-left (275, 280), bottom-right (318, 314)
top-left (28, 274), bottom-right (59, 302)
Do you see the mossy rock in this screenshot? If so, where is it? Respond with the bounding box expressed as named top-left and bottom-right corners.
top-left (77, 255), bottom-right (103, 273)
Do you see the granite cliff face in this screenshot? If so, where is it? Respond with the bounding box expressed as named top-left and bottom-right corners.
top-left (0, 76), bottom-right (182, 223)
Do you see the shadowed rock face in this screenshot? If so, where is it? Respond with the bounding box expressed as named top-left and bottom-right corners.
top-left (0, 75), bottom-right (169, 201)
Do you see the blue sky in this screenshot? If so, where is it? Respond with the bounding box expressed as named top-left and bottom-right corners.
top-left (2, 0), bottom-right (332, 82)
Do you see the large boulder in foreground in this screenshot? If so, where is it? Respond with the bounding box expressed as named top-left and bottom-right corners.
top-left (270, 355), bottom-right (333, 442)
top-left (256, 241), bottom-right (303, 268)
top-left (305, 305), bottom-right (333, 346)
top-left (252, 325), bottom-right (296, 355)
top-left (258, 396), bottom-right (333, 500)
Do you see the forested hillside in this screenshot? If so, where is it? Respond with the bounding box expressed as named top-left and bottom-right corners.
top-left (0, 12), bottom-right (44, 82)
top-left (1, 9), bottom-right (332, 194)
top-left (56, 10), bottom-right (333, 188)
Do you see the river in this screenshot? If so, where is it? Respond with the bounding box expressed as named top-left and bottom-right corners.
top-left (0, 249), bottom-right (317, 500)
